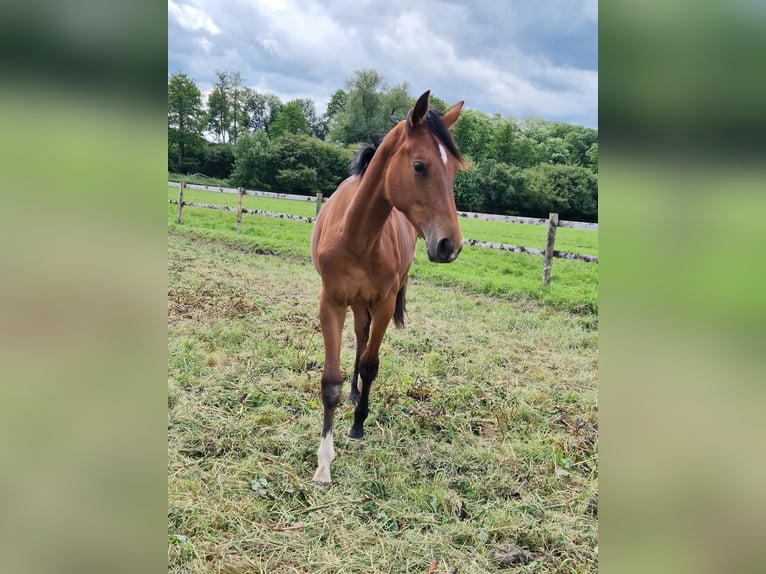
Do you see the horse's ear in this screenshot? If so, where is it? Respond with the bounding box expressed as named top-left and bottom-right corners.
top-left (441, 100), bottom-right (464, 130)
top-left (407, 90), bottom-right (431, 130)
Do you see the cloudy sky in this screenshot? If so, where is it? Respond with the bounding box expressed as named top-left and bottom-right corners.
top-left (168, 0), bottom-right (597, 128)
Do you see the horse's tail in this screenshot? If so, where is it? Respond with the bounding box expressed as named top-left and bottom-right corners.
top-left (393, 278), bottom-right (407, 329)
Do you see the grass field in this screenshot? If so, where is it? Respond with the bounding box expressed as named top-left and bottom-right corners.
top-left (167, 185), bottom-right (597, 257)
top-left (167, 197), bottom-right (598, 572)
top-left (167, 187), bottom-right (598, 314)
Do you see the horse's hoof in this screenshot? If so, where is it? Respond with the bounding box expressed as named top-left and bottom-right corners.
top-left (348, 428), bottom-right (364, 440)
top-left (345, 396), bottom-right (358, 406)
top-left (311, 479), bottom-right (332, 488)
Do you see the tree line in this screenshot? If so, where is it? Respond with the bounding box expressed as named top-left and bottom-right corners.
top-left (168, 69), bottom-right (598, 221)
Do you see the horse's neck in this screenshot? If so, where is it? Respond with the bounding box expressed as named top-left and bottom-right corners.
top-left (342, 148), bottom-right (394, 256)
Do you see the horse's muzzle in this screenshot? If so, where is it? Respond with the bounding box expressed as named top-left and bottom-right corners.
top-left (428, 236), bottom-right (462, 263)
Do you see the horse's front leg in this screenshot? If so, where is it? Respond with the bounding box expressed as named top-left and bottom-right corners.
top-left (312, 293), bottom-right (346, 486)
top-left (346, 305), bottom-right (371, 406)
top-left (349, 296), bottom-right (396, 440)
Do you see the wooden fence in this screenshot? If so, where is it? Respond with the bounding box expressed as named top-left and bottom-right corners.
top-left (168, 181), bottom-right (597, 285)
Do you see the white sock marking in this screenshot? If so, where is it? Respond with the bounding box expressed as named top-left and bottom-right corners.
top-left (313, 432), bottom-right (335, 484)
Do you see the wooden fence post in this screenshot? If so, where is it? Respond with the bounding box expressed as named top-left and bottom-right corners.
top-left (315, 192), bottom-right (323, 217)
top-left (542, 212), bottom-right (559, 286)
top-left (236, 187), bottom-right (244, 233)
top-left (177, 181), bottom-right (185, 224)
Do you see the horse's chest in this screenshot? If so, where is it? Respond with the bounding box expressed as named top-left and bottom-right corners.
top-left (323, 258), bottom-right (400, 306)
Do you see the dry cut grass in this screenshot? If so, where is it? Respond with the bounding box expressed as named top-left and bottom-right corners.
top-left (168, 229), bottom-right (597, 573)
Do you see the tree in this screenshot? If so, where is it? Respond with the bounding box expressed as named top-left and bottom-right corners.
top-left (523, 163), bottom-right (598, 221)
top-left (381, 82), bottom-right (413, 119)
top-left (325, 89), bottom-right (346, 120)
top-left (245, 91), bottom-right (283, 132)
top-left (167, 72), bottom-right (204, 172)
top-left (428, 94), bottom-right (449, 113)
top-left (544, 137), bottom-right (572, 164)
top-left (585, 142), bottom-right (598, 173)
top-left (327, 69), bottom-right (385, 144)
top-left (228, 71), bottom-right (249, 144)
top-left (452, 109), bottom-right (495, 161)
top-left (488, 118), bottom-right (519, 165)
top-left (201, 143), bottom-right (234, 179)
top-left (482, 160), bottom-right (527, 215)
top-left (230, 131), bottom-right (270, 189)
top-left (509, 132), bottom-right (546, 168)
top-left (264, 133), bottom-right (353, 195)
top-left (268, 102), bottom-right (311, 138)
top-left (453, 168), bottom-right (485, 212)
top-left (291, 98), bottom-right (324, 139)
top-left (206, 70), bottom-right (231, 143)
top-left (564, 126), bottom-right (598, 168)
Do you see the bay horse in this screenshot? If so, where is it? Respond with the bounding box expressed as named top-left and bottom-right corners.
top-left (310, 90), bottom-right (466, 485)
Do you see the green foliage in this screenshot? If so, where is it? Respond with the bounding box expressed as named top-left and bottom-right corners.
top-left (452, 109), bottom-right (495, 161)
top-left (453, 168), bottom-right (484, 212)
top-left (545, 137), bottom-right (572, 164)
top-left (206, 70), bottom-right (231, 143)
top-left (428, 94), bottom-right (449, 113)
top-left (325, 89), bottom-right (347, 120)
top-left (245, 90), bottom-right (283, 132)
top-left (201, 143), bottom-right (234, 180)
top-left (168, 72), bottom-right (204, 172)
top-left (168, 67), bottom-right (598, 221)
top-left (380, 82), bottom-right (413, 118)
top-left (454, 160), bottom-right (526, 214)
top-left (268, 102), bottom-right (311, 138)
top-left (327, 69), bottom-right (386, 144)
top-left (227, 72), bottom-right (249, 144)
top-left (167, 131), bottom-right (207, 174)
top-left (230, 131), bottom-right (270, 188)
top-left (586, 142), bottom-right (598, 173)
top-left (290, 98), bottom-right (325, 139)
top-left (275, 167), bottom-right (318, 194)
top-left (524, 164), bottom-right (598, 222)
top-left (264, 133), bottom-right (352, 195)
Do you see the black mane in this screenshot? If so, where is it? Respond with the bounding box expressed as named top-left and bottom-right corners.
top-left (350, 132), bottom-right (386, 176)
top-left (349, 109), bottom-right (463, 177)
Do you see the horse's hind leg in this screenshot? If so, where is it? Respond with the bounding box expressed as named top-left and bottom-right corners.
top-left (349, 296), bottom-right (395, 440)
top-left (346, 305), bottom-right (371, 406)
top-left (312, 293), bottom-right (345, 486)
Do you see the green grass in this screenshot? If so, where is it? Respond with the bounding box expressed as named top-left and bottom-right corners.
top-left (167, 188), bottom-right (597, 315)
top-left (167, 186), bottom-right (597, 256)
top-left (168, 200), bottom-right (598, 572)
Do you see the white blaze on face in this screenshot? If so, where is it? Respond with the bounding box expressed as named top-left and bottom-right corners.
top-left (438, 143), bottom-right (448, 165)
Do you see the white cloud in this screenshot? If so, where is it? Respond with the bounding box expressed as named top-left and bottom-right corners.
top-left (168, 0), bottom-right (598, 126)
top-left (371, 11), bottom-right (595, 121)
top-left (197, 37), bottom-right (212, 54)
top-left (168, 0), bottom-right (220, 35)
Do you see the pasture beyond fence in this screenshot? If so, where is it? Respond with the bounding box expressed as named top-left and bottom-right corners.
top-left (168, 181), bottom-right (598, 285)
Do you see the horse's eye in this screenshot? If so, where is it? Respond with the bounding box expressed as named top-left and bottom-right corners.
top-left (413, 161), bottom-right (425, 174)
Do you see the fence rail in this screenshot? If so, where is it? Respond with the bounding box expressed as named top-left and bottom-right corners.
top-left (167, 181), bottom-right (597, 230)
top-left (169, 181), bottom-right (597, 284)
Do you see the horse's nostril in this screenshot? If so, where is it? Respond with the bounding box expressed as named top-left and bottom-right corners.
top-left (436, 237), bottom-right (453, 261)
